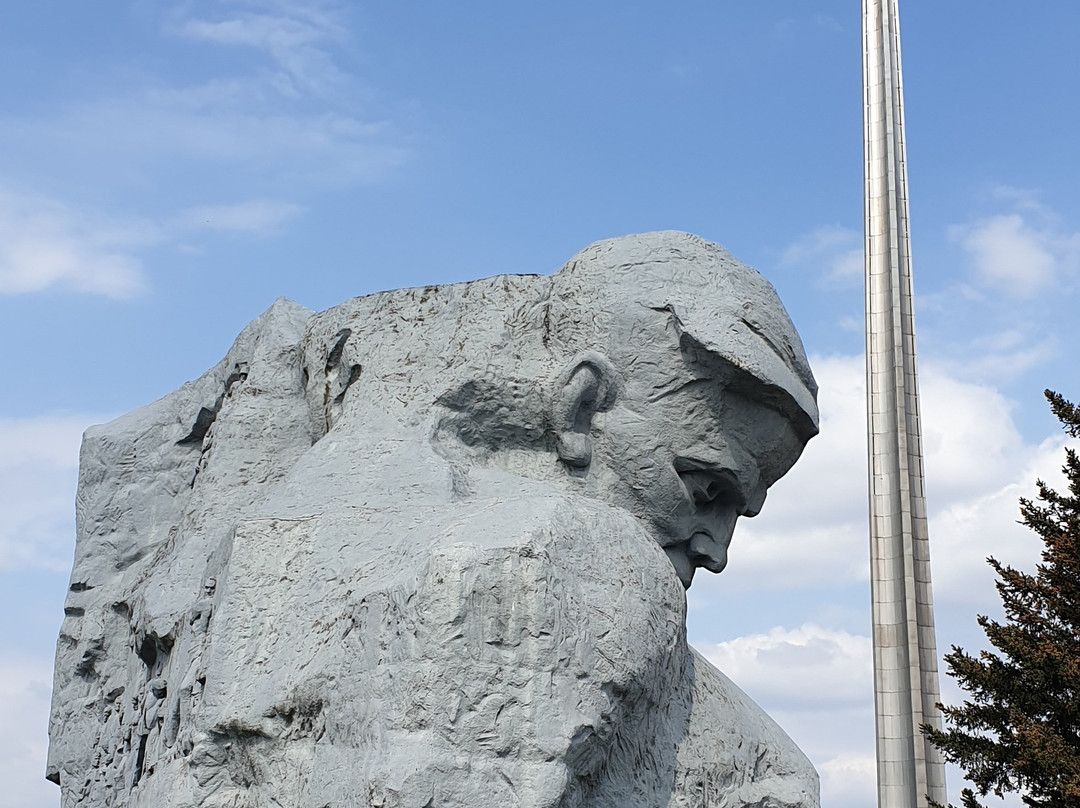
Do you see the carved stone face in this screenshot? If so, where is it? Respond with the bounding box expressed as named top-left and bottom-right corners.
top-left (593, 364), bottom-right (805, 589)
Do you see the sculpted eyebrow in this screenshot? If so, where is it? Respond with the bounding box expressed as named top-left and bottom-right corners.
top-left (645, 377), bottom-right (716, 404)
top-left (673, 454), bottom-right (729, 473)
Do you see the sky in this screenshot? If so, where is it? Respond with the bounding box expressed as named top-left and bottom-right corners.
top-left (2, 1), bottom-right (1079, 806)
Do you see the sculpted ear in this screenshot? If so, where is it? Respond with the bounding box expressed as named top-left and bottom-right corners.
top-left (553, 352), bottom-right (619, 469)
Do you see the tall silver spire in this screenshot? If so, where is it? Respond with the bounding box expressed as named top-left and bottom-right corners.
top-left (862, 1), bottom-right (947, 806)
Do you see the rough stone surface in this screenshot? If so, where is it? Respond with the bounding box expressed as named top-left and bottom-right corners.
top-left (49, 231), bottom-right (821, 807)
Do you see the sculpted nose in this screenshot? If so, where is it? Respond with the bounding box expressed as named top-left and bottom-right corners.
top-left (688, 530), bottom-right (728, 574)
top-left (669, 465), bottom-right (748, 588)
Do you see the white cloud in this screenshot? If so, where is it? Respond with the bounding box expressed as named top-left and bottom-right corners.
top-left (173, 199), bottom-right (304, 235)
top-left (935, 328), bottom-right (1058, 386)
top-left (813, 15), bottom-right (844, 33)
top-left (0, 1), bottom-right (406, 223)
top-left (698, 624), bottom-right (875, 808)
top-left (913, 188), bottom-right (1080, 389)
top-left (0, 0), bottom-right (404, 298)
top-left (702, 623), bottom-right (872, 710)
top-left (818, 753), bottom-right (876, 808)
top-left (18, 98), bottom-right (405, 187)
top-left (149, 1), bottom-right (404, 183)
top-left (949, 192), bottom-right (1080, 297)
top-left (953, 214), bottom-right (1057, 294)
top-left (920, 372), bottom-right (1027, 502)
top-left (0, 414), bottom-right (111, 573)
top-left (991, 185), bottom-right (1045, 212)
top-left (173, 0), bottom-right (349, 99)
top-left (779, 225), bottom-right (863, 288)
top-left (931, 434), bottom-right (1071, 608)
top-left (0, 187), bottom-right (309, 296)
top-left (0, 191), bottom-right (150, 298)
top-left (0, 656), bottom-right (57, 808)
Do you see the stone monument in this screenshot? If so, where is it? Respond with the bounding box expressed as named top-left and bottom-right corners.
top-left (48, 231), bottom-right (821, 807)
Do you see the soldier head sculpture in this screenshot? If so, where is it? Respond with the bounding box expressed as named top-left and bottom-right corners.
top-left (49, 231), bottom-right (821, 807)
top-left (408, 232), bottom-right (819, 588)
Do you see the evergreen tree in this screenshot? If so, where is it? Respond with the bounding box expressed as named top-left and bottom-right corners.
top-left (925, 390), bottom-right (1080, 808)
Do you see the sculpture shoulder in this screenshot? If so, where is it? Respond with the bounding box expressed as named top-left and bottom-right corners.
top-left (425, 488), bottom-right (685, 606)
top-left (432, 487), bottom-right (654, 551)
top-left (670, 648), bottom-right (820, 808)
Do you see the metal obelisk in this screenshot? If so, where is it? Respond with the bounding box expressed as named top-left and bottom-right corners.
top-left (862, 1), bottom-right (947, 806)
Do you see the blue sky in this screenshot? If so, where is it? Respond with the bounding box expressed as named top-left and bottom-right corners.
top-left (2, 2), bottom-right (1079, 806)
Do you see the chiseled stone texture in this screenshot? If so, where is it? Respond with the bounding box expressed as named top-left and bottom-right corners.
top-left (49, 231), bottom-right (820, 807)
